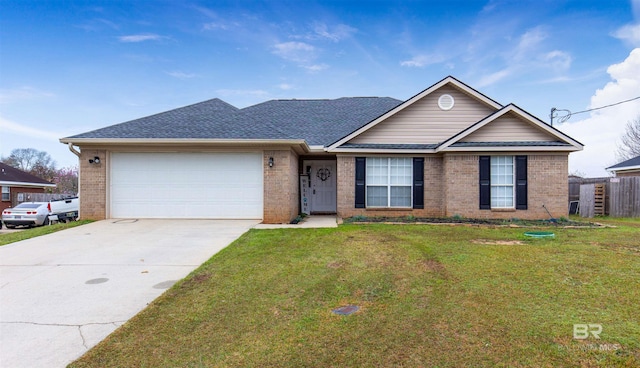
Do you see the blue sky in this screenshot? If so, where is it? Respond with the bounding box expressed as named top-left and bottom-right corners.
top-left (1, 0), bottom-right (639, 176)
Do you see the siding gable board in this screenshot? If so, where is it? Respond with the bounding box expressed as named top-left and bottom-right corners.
top-left (460, 112), bottom-right (555, 142)
top-left (347, 84), bottom-right (498, 145)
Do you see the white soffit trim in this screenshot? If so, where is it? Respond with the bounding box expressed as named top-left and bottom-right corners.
top-left (608, 164), bottom-right (640, 172)
top-left (59, 138), bottom-right (311, 152)
top-left (436, 104), bottom-right (584, 152)
top-left (442, 146), bottom-right (578, 152)
top-left (327, 76), bottom-right (503, 151)
top-left (0, 181), bottom-right (56, 187)
top-left (328, 148), bottom-right (437, 154)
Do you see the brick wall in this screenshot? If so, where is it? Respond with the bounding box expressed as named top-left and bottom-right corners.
top-left (336, 155), bottom-right (445, 219)
top-left (79, 149), bottom-right (107, 220)
top-left (337, 153), bottom-right (569, 220)
top-left (444, 153), bottom-right (569, 219)
top-left (263, 149), bottom-right (299, 223)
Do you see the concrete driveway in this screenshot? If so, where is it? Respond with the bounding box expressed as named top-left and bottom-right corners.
top-left (0, 219), bottom-right (258, 368)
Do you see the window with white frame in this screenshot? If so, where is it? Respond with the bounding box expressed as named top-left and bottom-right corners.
top-left (1, 186), bottom-right (9, 201)
top-left (490, 156), bottom-right (514, 208)
top-left (366, 157), bottom-right (412, 207)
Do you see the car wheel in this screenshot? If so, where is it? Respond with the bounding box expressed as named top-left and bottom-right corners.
top-left (43, 217), bottom-right (50, 226)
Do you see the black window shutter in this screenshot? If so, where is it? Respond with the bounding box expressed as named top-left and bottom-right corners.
top-left (355, 157), bottom-right (366, 208)
top-left (413, 157), bottom-right (424, 209)
top-left (515, 155), bottom-right (528, 210)
top-left (479, 156), bottom-right (491, 210)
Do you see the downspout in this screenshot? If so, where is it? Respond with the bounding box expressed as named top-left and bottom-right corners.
top-left (67, 143), bottom-right (82, 219)
top-left (67, 143), bottom-right (81, 157)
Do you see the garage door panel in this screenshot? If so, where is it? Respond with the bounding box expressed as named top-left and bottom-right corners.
top-left (110, 153), bottom-right (263, 219)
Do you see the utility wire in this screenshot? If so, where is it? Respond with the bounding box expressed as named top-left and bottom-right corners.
top-left (571, 95), bottom-right (640, 115)
top-left (551, 95), bottom-right (640, 125)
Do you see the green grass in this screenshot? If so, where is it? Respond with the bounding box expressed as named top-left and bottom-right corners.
top-left (0, 220), bottom-right (93, 246)
top-left (71, 220), bottom-right (639, 367)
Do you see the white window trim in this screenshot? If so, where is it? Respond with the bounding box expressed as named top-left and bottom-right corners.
top-left (1, 186), bottom-right (10, 202)
top-left (490, 156), bottom-right (515, 209)
top-left (365, 157), bottom-right (413, 208)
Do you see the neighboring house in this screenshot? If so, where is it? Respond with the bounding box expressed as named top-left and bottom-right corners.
top-left (0, 162), bottom-right (56, 212)
top-left (60, 76), bottom-right (583, 223)
top-left (606, 155), bottom-right (640, 177)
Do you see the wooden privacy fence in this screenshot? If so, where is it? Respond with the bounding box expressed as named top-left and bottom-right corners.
top-left (609, 177), bottom-right (640, 217)
top-left (577, 177), bottom-right (640, 217)
top-left (16, 193), bottom-right (75, 205)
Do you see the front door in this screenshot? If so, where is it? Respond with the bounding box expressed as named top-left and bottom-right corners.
top-left (309, 161), bottom-right (337, 213)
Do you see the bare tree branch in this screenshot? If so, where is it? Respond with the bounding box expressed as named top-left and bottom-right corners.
top-left (616, 116), bottom-right (640, 161)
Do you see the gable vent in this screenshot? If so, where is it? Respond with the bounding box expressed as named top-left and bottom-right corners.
top-left (438, 94), bottom-right (455, 110)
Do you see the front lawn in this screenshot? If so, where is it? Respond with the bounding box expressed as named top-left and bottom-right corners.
top-left (71, 220), bottom-right (639, 367)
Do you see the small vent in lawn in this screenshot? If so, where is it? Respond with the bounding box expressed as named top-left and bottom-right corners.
top-left (332, 305), bottom-right (360, 315)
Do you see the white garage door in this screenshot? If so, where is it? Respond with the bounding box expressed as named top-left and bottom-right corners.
top-left (110, 152), bottom-right (263, 219)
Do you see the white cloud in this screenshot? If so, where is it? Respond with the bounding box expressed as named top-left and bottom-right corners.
top-left (303, 64), bottom-right (329, 72)
top-left (272, 41), bottom-right (316, 63)
top-left (0, 115), bottom-right (61, 141)
top-left (513, 27), bottom-right (547, 60)
top-left (203, 22), bottom-right (229, 31)
top-left (613, 23), bottom-right (640, 46)
top-left (541, 50), bottom-right (572, 71)
top-left (474, 27), bottom-right (571, 87)
top-left (476, 68), bottom-right (513, 87)
top-left (0, 86), bottom-right (54, 104)
top-left (215, 89), bottom-right (269, 97)
top-left (118, 34), bottom-right (165, 43)
top-left (277, 83), bottom-right (294, 90)
top-left (558, 48), bottom-right (640, 177)
top-left (166, 71), bottom-right (198, 79)
top-left (400, 54), bottom-right (446, 68)
top-left (312, 22), bottom-right (357, 42)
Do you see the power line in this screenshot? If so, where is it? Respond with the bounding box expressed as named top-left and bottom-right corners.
top-left (550, 95), bottom-right (640, 125)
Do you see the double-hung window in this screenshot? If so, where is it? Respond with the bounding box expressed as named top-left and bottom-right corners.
top-left (479, 155), bottom-right (527, 210)
top-left (1, 186), bottom-right (9, 201)
top-left (365, 157), bottom-right (412, 207)
top-left (355, 157), bottom-right (424, 209)
top-left (490, 156), bottom-right (515, 208)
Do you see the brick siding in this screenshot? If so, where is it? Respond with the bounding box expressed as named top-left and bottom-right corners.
top-left (79, 149), bottom-right (107, 220)
top-left (338, 153), bottom-right (569, 220)
top-left (263, 149), bottom-right (299, 223)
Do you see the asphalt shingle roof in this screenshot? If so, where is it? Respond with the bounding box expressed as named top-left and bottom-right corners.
top-left (606, 155), bottom-right (640, 170)
top-left (65, 97), bottom-right (403, 146)
top-left (0, 163), bottom-right (54, 186)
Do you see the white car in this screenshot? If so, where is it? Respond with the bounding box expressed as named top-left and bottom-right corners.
top-left (2, 202), bottom-right (50, 229)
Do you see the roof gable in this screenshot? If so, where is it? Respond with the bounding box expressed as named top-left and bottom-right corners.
top-left (437, 104), bottom-right (584, 152)
top-left (0, 163), bottom-right (55, 187)
top-left (607, 155), bottom-right (640, 171)
top-left (327, 76), bottom-right (503, 150)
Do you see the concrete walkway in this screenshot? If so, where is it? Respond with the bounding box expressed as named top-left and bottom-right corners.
top-left (253, 215), bottom-right (338, 229)
top-left (0, 219), bottom-right (258, 368)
